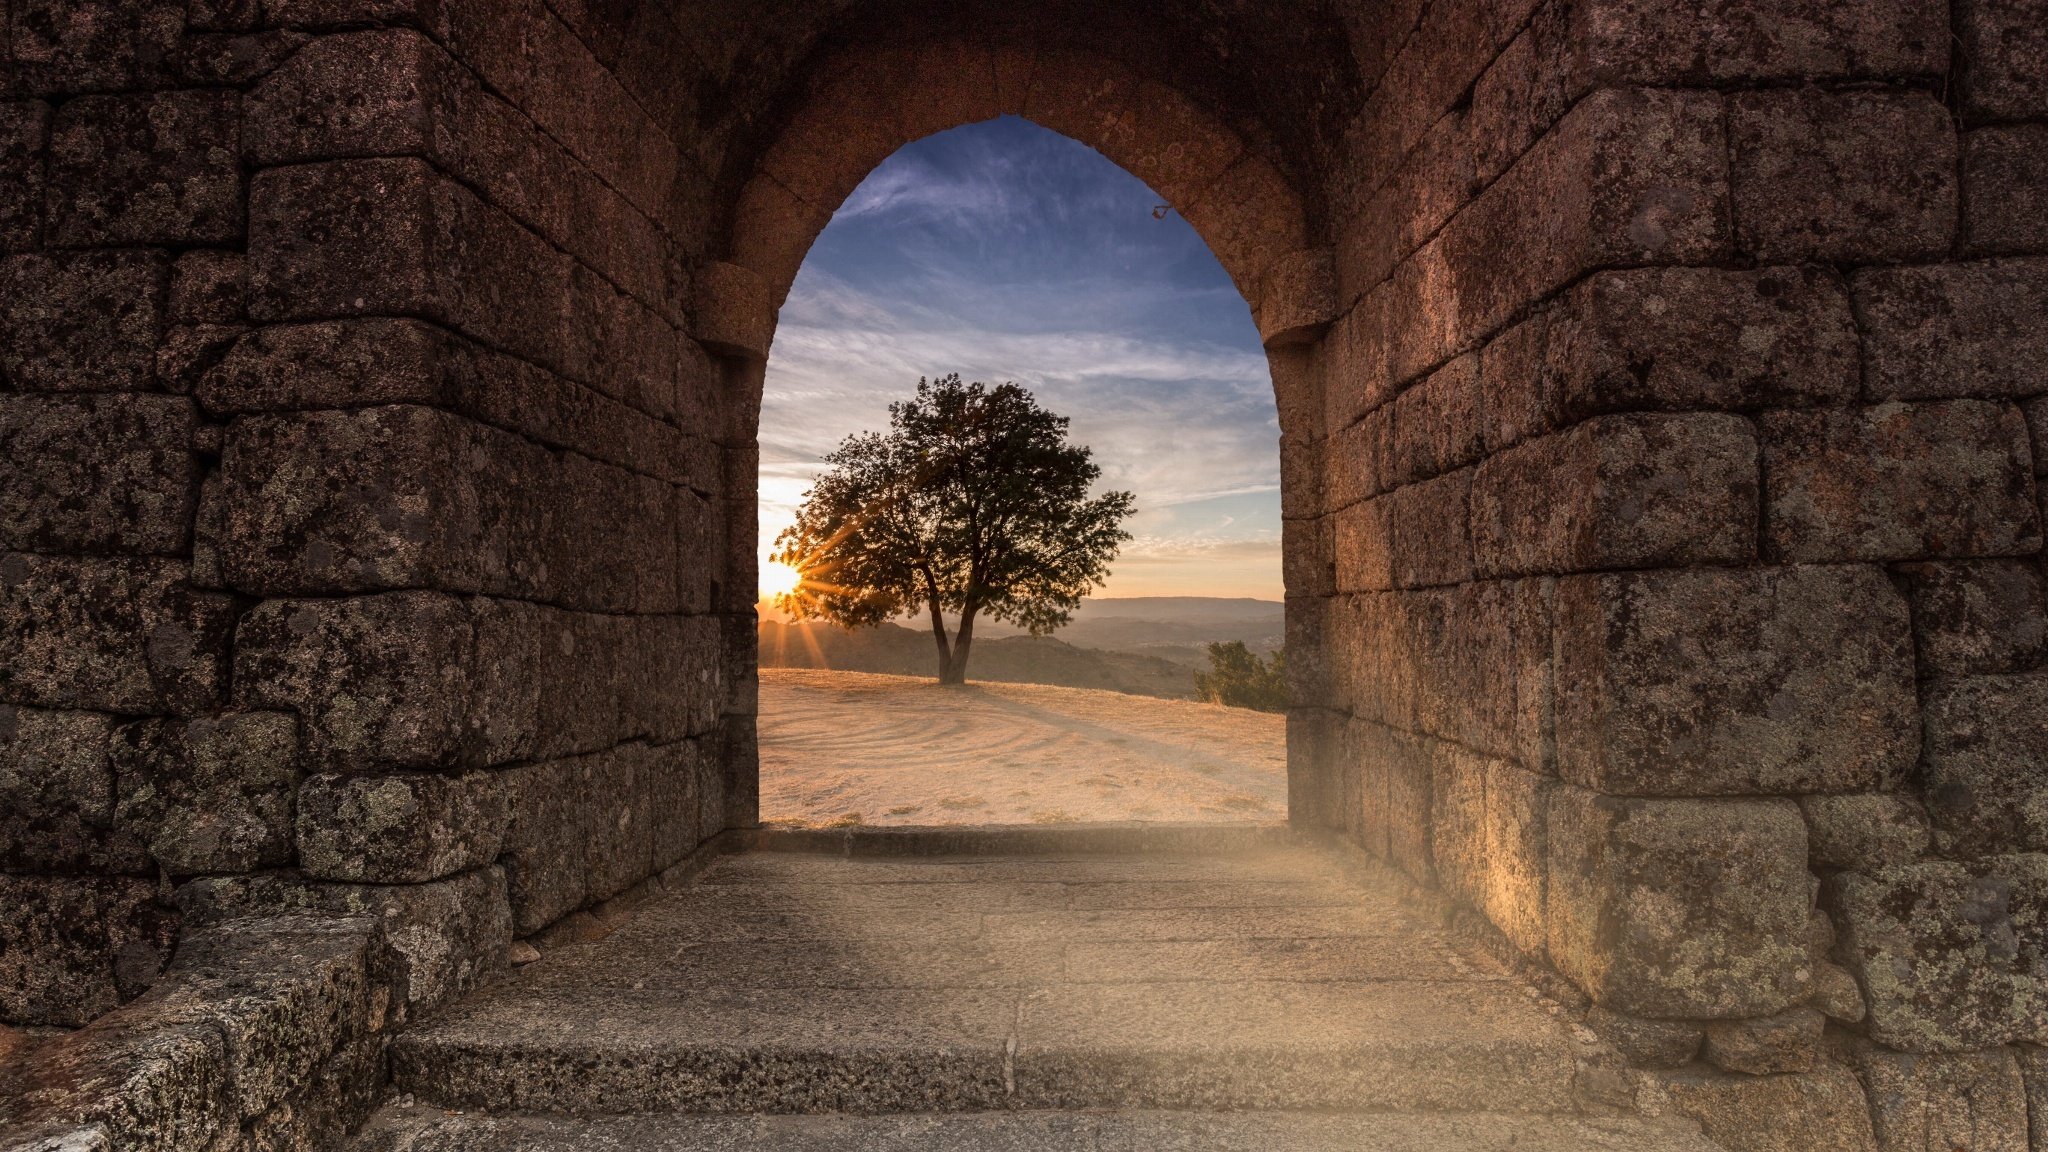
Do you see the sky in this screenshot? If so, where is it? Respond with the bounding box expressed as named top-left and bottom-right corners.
top-left (759, 115), bottom-right (1282, 602)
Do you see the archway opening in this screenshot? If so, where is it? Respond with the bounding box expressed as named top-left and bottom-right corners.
top-left (753, 116), bottom-right (1288, 829)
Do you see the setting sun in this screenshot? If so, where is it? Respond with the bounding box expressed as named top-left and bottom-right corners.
top-left (760, 560), bottom-right (803, 600)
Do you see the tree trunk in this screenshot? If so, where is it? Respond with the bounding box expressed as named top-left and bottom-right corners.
top-left (921, 569), bottom-right (955, 683)
top-left (943, 604), bottom-right (979, 686)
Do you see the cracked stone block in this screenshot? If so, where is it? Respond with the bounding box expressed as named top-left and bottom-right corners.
top-left (1964, 127), bottom-right (2048, 257)
top-left (1578, 0), bottom-right (1947, 83)
top-left (46, 90), bottom-right (243, 246)
top-left (176, 867), bottom-right (508, 1029)
top-left (501, 754), bottom-right (597, 935)
top-left (1554, 565), bottom-right (1917, 796)
top-left (143, 916), bottom-right (375, 1120)
top-left (1923, 675), bottom-right (2048, 857)
top-left (0, 875), bottom-right (177, 1027)
top-left (0, 250), bottom-right (168, 393)
top-left (1550, 265), bottom-right (1860, 419)
top-left (0, 101), bottom-right (49, 251)
top-left (1830, 855), bottom-right (2048, 1052)
top-left (0, 393), bottom-right (199, 555)
top-left (1729, 89), bottom-right (1955, 263)
top-left (0, 553), bottom-right (235, 716)
top-left (295, 770), bottom-right (509, 884)
top-left (1800, 794), bottom-right (1932, 874)
top-left (113, 711), bottom-right (299, 876)
top-left (1895, 561), bottom-right (2048, 679)
top-left (1763, 401), bottom-right (2040, 563)
top-left (1702, 1007), bottom-right (1824, 1075)
top-left (1842, 1041), bottom-right (2028, 1152)
top-left (1469, 412), bottom-right (1757, 577)
top-left (1858, 259), bottom-right (2048, 402)
top-left (1547, 789), bottom-right (1812, 1018)
top-left (1654, 1065), bottom-right (1877, 1152)
top-left (233, 592), bottom-right (476, 774)
top-left (9, 1010), bottom-right (232, 1152)
top-left (0, 703), bottom-right (140, 872)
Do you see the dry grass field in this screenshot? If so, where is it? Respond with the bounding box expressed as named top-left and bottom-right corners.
top-left (758, 668), bottom-right (1287, 826)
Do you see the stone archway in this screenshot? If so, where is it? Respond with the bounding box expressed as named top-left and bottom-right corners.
top-left (2, 1), bottom-right (2042, 1147)
top-left (696, 35), bottom-right (1342, 832)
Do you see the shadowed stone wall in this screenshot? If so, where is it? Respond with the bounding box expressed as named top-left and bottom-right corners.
top-left (3, 0), bottom-right (2046, 1147)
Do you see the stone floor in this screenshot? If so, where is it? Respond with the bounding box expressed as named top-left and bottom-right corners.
top-left (368, 832), bottom-right (1724, 1150)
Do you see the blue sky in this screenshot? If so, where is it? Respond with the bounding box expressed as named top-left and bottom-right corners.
top-left (760, 116), bottom-right (1282, 601)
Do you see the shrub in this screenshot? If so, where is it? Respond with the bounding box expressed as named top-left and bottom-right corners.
top-left (1194, 641), bottom-right (1287, 712)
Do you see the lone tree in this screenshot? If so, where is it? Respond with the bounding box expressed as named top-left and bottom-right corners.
top-left (771, 375), bottom-right (1135, 685)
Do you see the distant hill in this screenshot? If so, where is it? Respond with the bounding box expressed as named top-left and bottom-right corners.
top-left (758, 620), bottom-right (1199, 699)
top-left (975, 596), bottom-right (1286, 665)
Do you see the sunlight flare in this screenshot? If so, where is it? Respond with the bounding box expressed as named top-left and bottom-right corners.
top-left (761, 559), bottom-right (804, 599)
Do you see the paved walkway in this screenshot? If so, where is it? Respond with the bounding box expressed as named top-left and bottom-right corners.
top-left (373, 833), bottom-right (1723, 1150)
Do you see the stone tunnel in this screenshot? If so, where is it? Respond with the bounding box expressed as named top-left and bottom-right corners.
top-left (2, 0), bottom-right (2046, 1147)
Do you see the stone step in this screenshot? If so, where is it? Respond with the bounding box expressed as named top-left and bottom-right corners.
top-left (389, 845), bottom-right (1589, 1117)
top-left (354, 1100), bottom-right (1728, 1152)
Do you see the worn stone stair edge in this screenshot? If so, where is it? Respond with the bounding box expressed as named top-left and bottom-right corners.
top-left (350, 1099), bottom-right (1729, 1152)
top-left (732, 821), bottom-right (1305, 858)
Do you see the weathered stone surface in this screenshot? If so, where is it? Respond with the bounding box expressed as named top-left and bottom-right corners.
top-left (1762, 401), bottom-right (2040, 562)
top-left (1958, 0), bottom-right (2048, 119)
top-left (1554, 565), bottom-right (1917, 795)
top-left (247, 157), bottom-right (573, 381)
top-left (1811, 962), bottom-right (1867, 1025)
top-left (1842, 1041), bottom-right (2029, 1152)
top-left (146, 916), bottom-right (374, 1120)
top-left (1578, 0), bottom-right (1948, 84)
top-left (693, 261), bottom-right (773, 361)
top-left (1800, 794), bottom-right (1931, 873)
top-left (0, 554), bottom-right (234, 715)
top-left (0, 875), bottom-right (176, 1027)
top-left (0, 394), bottom-right (198, 555)
top-left (1582, 1005), bottom-right (1701, 1069)
top-left (1, 0), bottom-right (182, 93)
top-left (0, 101), bottom-right (49, 251)
top-left (1470, 412), bottom-right (1757, 577)
top-left (6, 1010), bottom-right (233, 1152)
top-left (1896, 560), bottom-right (2048, 678)
top-left (1965, 127), bottom-right (2048, 258)
top-left (176, 867), bottom-right (508, 1028)
top-left (232, 592), bottom-right (475, 774)
top-left (113, 711), bottom-right (299, 876)
top-left (1550, 265), bottom-right (1860, 419)
top-left (1702, 1007), bottom-right (1823, 1075)
top-left (168, 251), bottom-right (246, 324)
top-left (1729, 89), bottom-right (1955, 263)
top-left (1831, 855), bottom-right (2048, 1052)
top-left (1547, 789), bottom-right (1812, 1018)
top-left (0, 250), bottom-right (167, 393)
top-left (296, 770), bottom-right (508, 884)
top-left (1922, 674), bottom-right (2048, 856)
top-left (0, 704), bottom-right (133, 873)
top-left (1383, 469), bottom-right (1472, 588)
top-left (1858, 258), bottom-right (2048, 402)
top-left (46, 90), bottom-right (242, 246)
top-left (1654, 1065), bottom-right (1878, 1152)
top-left (1386, 355), bottom-right (1481, 488)
top-left (197, 318), bottom-right (717, 493)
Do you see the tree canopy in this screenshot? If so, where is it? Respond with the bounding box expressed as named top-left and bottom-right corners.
top-left (771, 375), bottom-right (1135, 684)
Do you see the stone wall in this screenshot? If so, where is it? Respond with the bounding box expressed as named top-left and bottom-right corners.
top-left (0, 0), bottom-right (751, 1032)
top-left (1284, 0), bottom-right (2048, 1144)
